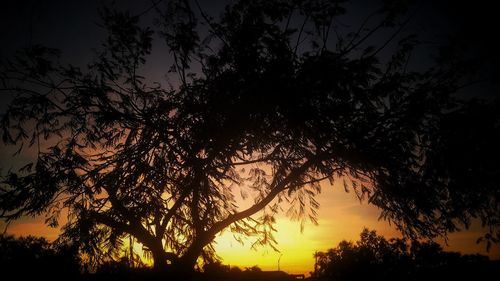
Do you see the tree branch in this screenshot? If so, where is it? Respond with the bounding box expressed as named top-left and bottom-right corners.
top-left (207, 151), bottom-right (330, 238)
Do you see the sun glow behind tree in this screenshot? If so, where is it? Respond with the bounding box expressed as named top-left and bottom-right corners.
top-left (1, 0), bottom-right (500, 275)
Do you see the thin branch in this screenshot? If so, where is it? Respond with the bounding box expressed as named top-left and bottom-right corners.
top-left (207, 151), bottom-right (330, 237)
top-left (193, 0), bottom-right (229, 48)
top-left (294, 15), bottom-right (309, 56)
top-left (135, 0), bottom-right (166, 18)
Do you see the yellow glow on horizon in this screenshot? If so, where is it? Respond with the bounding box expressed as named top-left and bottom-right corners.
top-left (214, 218), bottom-right (323, 274)
top-left (2, 181), bottom-right (499, 275)
top-left (212, 182), bottom-right (402, 275)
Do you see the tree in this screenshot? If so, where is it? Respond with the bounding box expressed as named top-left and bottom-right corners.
top-left (0, 235), bottom-right (81, 277)
top-left (1, 0), bottom-right (499, 272)
top-left (313, 228), bottom-right (497, 281)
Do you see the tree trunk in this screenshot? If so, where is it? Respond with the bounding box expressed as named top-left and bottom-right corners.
top-left (177, 251), bottom-right (199, 272)
top-left (152, 249), bottom-right (168, 271)
top-left (177, 234), bottom-right (214, 271)
top-left (148, 234), bottom-right (212, 273)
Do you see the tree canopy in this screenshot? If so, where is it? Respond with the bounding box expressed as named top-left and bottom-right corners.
top-left (0, 235), bottom-right (81, 278)
top-left (1, 0), bottom-right (499, 271)
top-left (313, 228), bottom-right (496, 281)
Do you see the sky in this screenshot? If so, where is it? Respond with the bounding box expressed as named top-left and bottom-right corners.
top-left (1, 0), bottom-right (499, 276)
top-left (3, 178), bottom-right (499, 275)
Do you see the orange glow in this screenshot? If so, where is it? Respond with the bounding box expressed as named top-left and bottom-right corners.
top-left (212, 181), bottom-right (402, 275)
top-left (2, 218), bottom-right (61, 241)
top-left (213, 182), bottom-right (500, 275)
top-left (2, 180), bottom-right (499, 276)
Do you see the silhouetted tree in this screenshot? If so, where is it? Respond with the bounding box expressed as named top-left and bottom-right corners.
top-left (0, 235), bottom-right (80, 278)
top-left (1, 0), bottom-right (499, 272)
top-left (313, 228), bottom-right (497, 281)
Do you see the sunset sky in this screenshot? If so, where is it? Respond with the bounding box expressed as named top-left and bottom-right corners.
top-left (1, 0), bottom-right (499, 276)
top-left (2, 179), bottom-right (499, 275)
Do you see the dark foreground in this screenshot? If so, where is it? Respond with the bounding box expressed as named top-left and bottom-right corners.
top-left (3, 261), bottom-right (499, 281)
top-left (1, 235), bottom-right (499, 280)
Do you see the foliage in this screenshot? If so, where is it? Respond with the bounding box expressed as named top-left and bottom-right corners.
top-left (1, 0), bottom-right (499, 271)
top-left (0, 235), bottom-right (81, 277)
top-left (313, 228), bottom-right (495, 281)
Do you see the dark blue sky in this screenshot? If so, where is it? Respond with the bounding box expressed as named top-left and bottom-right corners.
top-left (1, 0), bottom-right (498, 163)
top-left (1, 0), bottom-right (498, 126)
top-left (1, 0), bottom-right (497, 88)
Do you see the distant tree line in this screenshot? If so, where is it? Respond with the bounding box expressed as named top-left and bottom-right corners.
top-left (2, 231), bottom-right (498, 281)
top-left (0, 234), bottom-right (290, 280)
top-left (312, 228), bottom-right (499, 281)
top-left (0, 235), bottom-right (81, 278)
